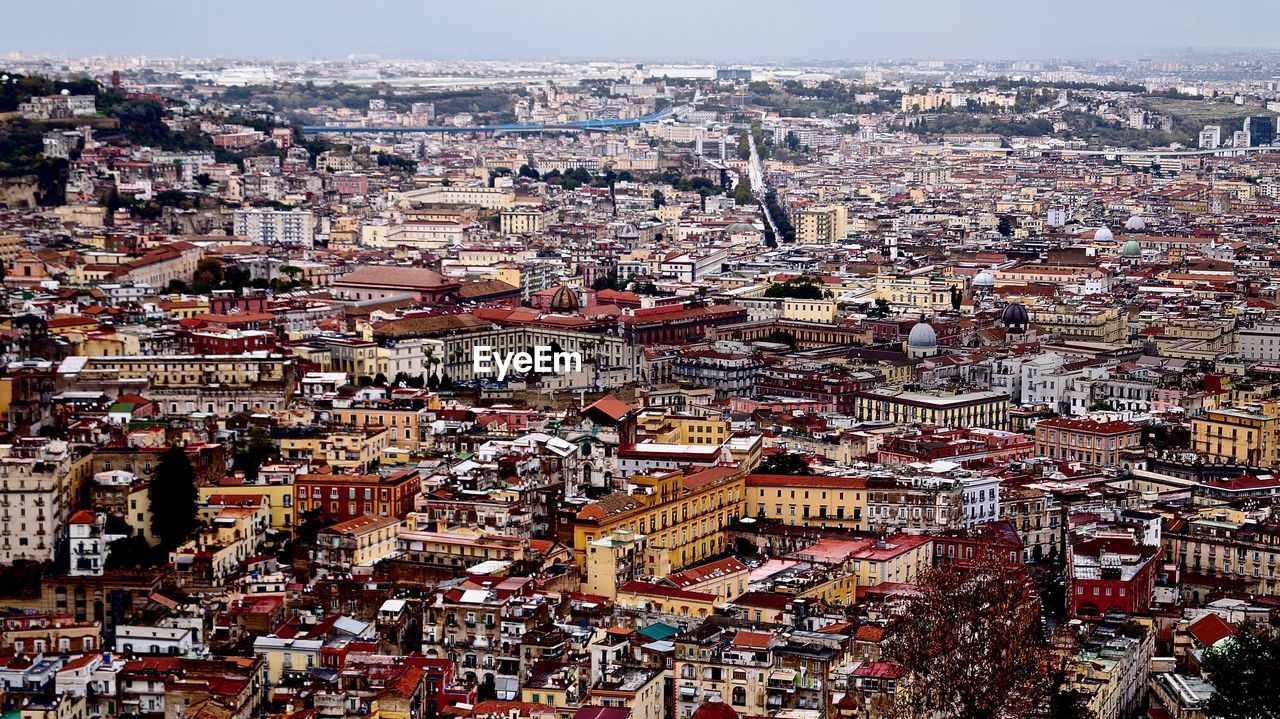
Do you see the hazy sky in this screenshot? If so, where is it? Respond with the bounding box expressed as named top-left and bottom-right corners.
top-left (4, 0), bottom-right (1280, 63)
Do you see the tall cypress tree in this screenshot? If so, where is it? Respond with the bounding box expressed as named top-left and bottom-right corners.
top-left (149, 445), bottom-right (198, 550)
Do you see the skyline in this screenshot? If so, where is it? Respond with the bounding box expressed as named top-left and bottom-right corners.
top-left (6, 0), bottom-right (1280, 64)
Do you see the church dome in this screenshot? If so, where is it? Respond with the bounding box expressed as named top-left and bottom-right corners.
top-left (1094, 226), bottom-right (1114, 244)
top-left (907, 322), bottom-right (937, 349)
top-left (1121, 238), bottom-right (1142, 258)
top-left (724, 222), bottom-right (757, 235)
top-left (1001, 301), bottom-right (1029, 331)
top-left (973, 270), bottom-right (996, 287)
top-left (690, 703), bottom-right (739, 719)
top-left (549, 285), bottom-right (581, 312)
top-left (1124, 215), bottom-right (1146, 231)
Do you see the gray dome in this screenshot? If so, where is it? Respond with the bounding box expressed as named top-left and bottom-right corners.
top-left (1124, 215), bottom-right (1146, 231)
top-left (973, 270), bottom-right (996, 287)
top-left (907, 322), bottom-right (938, 349)
top-left (1094, 226), bottom-right (1114, 243)
top-left (724, 222), bottom-right (757, 234)
top-left (1001, 302), bottom-right (1029, 331)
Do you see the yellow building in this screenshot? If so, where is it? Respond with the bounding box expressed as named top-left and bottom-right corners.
top-left (746, 475), bottom-right (867, 528)
top-left (795, 205), bottom-right (847, 244)
top-left (638, 411), bottom-right (729, 446)
top-left (852, 388), bottom-right (1010, 430)
top-left (781, 298), bottom-right (838, 323)
top-left (325, 338), bottom-right (381, 378)
top-left (795, 571), bottom-right (859, 606)
top-left (500, 208), bottom-right (544, 235)
top-left (395, 185), bottom-right (516, 209)
top-left (112, 475), bottom-right (156, 542)
top-left (314, 514), bottom-right (400, 571)
top-left (279, 426), bottom-right (390, 472)
top-left (873, 273), bottom-right (964, 312)
top-left (662, 555), bottom-right (749, 602)
top-left (586, 667), bottom-right (665, 719)
top-left (1028, 304), bottom-right (1126, 343)
top-left (326, 404), bottom-right (440, 451)
top-left (159, 299), bottom-right (210, 320)
top-left (20, 695), bottom-right (86, 719)
top-left (583, 529), bottom-right (662, 599)
top-left (199, 481), bottom-right (296, 531)
top-left (614, 581), bottom-right (719, 619)
top-left (520, 667), bottom-right (576, 716)
top-left (0, 234), bottom-right (22, 269)
top-left (571, 467), bottom-right (745, 572)
top-left (254, 635), bottom-right (323, 684)
top-left (847, 534), bottom-right (934, 588)
top-left (900, 90), bottom-right (952, 112)
top-left (70, 331), bottom-right (142, 357)
top-left (1192, 407), bottom-right (1280, 467)
top-left (65, 355), bottom-right (293, 391)
top-left (395, 526), bottom-right (526, 569)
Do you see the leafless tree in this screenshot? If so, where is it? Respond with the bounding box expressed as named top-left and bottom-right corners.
top-left (883, 555), bottom-right (1047, 719)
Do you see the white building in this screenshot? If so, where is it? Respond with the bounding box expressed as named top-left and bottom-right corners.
top-left (115, 620), bottom-right (203, 656)
top-left (56, 651), bottom-right (125, 719)
top-left (68, 511), bottom-right (110, 577)
top-left (1237, 324), bottom-right (1280, 362)
top-left (1198, 125), bottom-right (1222, 149)
top-left (233, 209), bottom-right (317, 247)
top-left (0, 440), bottom-right (83, 565)
top-left (958, 474), bottom-right (1002, 527)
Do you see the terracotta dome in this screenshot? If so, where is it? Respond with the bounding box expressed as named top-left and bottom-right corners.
top-left (690, 702), bottom-right (740, 719)
top-left (549, 285), bottom-right (581, 312)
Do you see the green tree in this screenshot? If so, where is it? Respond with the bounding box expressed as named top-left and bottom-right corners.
top-left (785, 131), bottom-right (800, 151)
top-left (1203, 621), bottom-right (1280, 719)
top-left (517, 164), bottom-right (540, 180)
top-left (193, 258), bottom-right (223, 288)
top-left (950, 285), bottom-right (963, 311)
top-left (760, 330), bottom-right (797, 349)
top-left (652, 189), bottom-right (666, 209)
top-left (149, 445), bottom-right (198, 550)
top-left (733, 182), bottom-right (754, 205)
top-left (997, 216), bottom-right (1015, 237)
top-left (591, 270), bottom-right (620, 292)
top-left (765, 276), bottom-right (825, 300)
top-left (233, 426), bottom-right (276, 482)
top-left (757, 452), bottom-right (813, 475)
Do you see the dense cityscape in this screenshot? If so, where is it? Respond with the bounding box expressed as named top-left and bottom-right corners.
top-left (3, 8), bottom-right (1280, 719)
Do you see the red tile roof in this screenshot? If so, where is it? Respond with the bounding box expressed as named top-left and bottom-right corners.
top-left (1187, 613), bottom-right (1235, 648)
